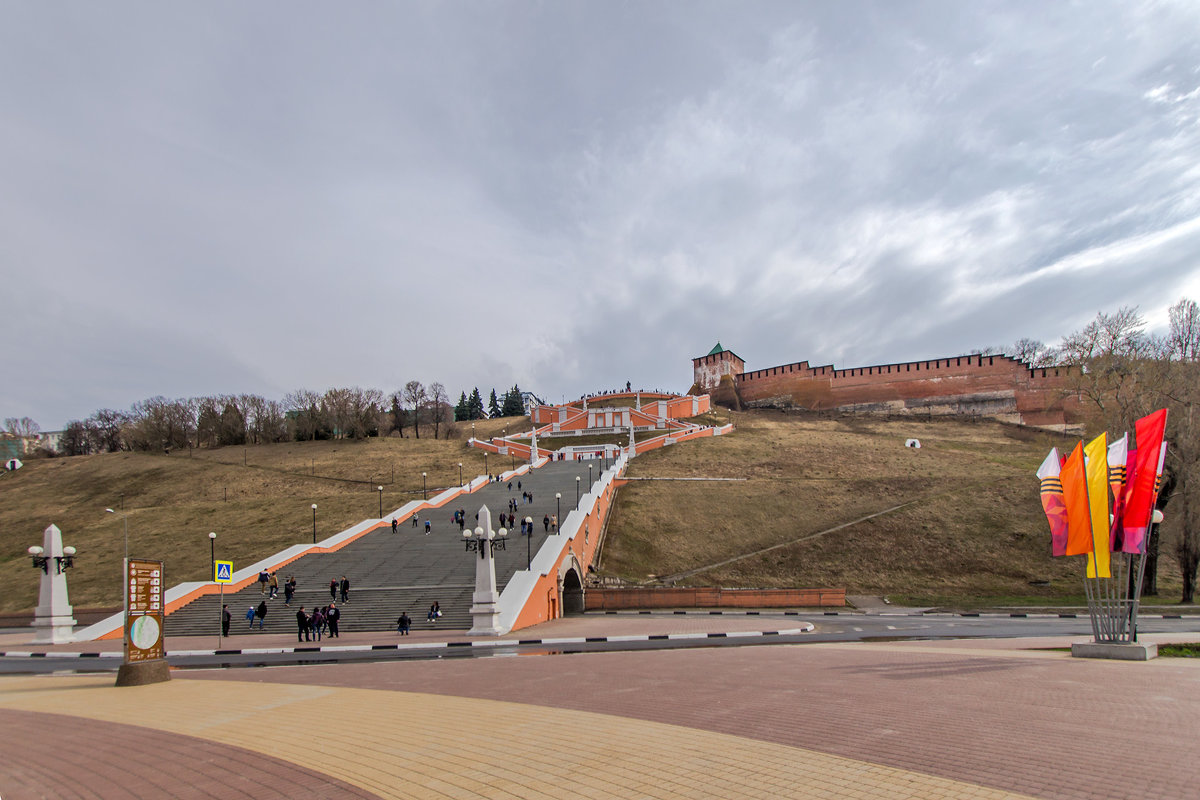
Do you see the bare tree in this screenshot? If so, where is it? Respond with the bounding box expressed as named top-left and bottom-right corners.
top-left (84, 408), bottom-right (128, 452)
top-left (403, 381), bottom-right (427, 439)
top-left (1168, 298), bottom-right (1200, 362)
top-left (429, 382), bottom-right (450, 439)
top-left (4, 417), bottom-right (40, 438)
top-left (284, 389), bottom-right (323, 441)
top-left (1009, 338), bottom-right (1058, 367)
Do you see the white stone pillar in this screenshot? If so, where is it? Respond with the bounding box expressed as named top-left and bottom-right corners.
top-left (468, 505), bottom-right (505, 635)
top-left (31, 524), bottom-right (77, 644)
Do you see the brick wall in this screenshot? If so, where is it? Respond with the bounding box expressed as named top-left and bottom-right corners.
top-left (586, 587), bottom-right (845, 610)
top-left (726, 353), bottom-right (1079, 429)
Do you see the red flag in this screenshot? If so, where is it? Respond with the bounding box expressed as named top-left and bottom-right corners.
top-left (1121, 409), bottom-right (1167, 554)
top-left (1060, 442), bottom-right (1093, 557)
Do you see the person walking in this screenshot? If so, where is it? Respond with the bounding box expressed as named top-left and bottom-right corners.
top-left (551, 514), bottom-right (557, 532)
top-left (397, 612), bottom-right (411, 635)
top-left (284, 575), bottom-right (296, 607)
top-left (543, 515), bottom-right (550, 532)
top-left (327, 602), bottom-right (340, 637)
top-left (339, 576), bottom-right (350, 603)
top-left (258, 570), bottom-right (269, 595)
top-left (427, 601), bottom-right (440, 623)
top-left (424, 520), bottom-right (431, 535)
top-left (245, 605), bottom-right (256, 628)
top-left (329, 579), bottom-right (338, 602)
top-left (296, 607), bottom-right (310, 642)
top-left (254, 600), bottom-right (268, 630)
top-left (268, 571), bottom-right (279, 599)
top-left (391, 517), bottom-right (398, 534)
top-left (221, 604), bottom-right (231, 637)
top-left (412, 512), bottom-right (418, 528)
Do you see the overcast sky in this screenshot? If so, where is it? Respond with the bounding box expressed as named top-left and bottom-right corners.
top-left (4, 2), bottom-right (1200, 428)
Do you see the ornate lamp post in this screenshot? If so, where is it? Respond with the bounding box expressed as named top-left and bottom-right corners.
top-left (462, 505), bottom-right (508, 635)
top-left (378, 485), bottom-right (384, 519)
top-left (27, 525), bottom-right (77, 643)
top-left (311, 504), bottom-right (318, 544)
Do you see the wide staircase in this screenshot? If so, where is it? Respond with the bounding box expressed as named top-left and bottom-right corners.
top-left (165, 459), bottom-right (603, 636)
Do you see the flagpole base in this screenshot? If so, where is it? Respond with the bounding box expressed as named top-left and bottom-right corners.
top-left (1071, 641), bottom-right (1157, 661)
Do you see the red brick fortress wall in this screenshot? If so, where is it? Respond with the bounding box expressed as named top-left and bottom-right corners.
top-left (729, 353), bottom-right (1080, 430)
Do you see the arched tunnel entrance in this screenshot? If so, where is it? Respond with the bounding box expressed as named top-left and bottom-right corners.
top-left (562, 568), bottom-right (585, 615)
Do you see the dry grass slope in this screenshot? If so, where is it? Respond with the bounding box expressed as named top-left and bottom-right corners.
top-left (601, 411), bottom-right (1183, 605)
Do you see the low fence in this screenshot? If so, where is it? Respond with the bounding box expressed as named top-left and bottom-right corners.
top-left (584, 587), bottom-right (845, 610)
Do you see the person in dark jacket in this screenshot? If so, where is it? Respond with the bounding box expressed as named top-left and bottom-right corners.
top-left (340, 576), bottom-right (350, 603)
top-left (397, 612), bottom-right (411, 635)
top-left (310, 607), bottom-right (325, 641)
top-left (221, 604), bottom-right (231, 637)
top-left (327, 602), bottom-right (340, 637)
top-left (296, 607), bottom-right (310, 642)
top-left (329, 579), bottom-right (338, 602)
top-left (254, 600), bottom-right (268, 630)
top-left (284, 575), bottom-right (296, 607)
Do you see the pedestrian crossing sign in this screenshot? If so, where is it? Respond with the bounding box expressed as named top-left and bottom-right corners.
top-left (214, 560), bottom-right (233, 583)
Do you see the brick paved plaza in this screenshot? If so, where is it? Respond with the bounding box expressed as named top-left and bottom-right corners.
top-left (2, 618), bottom-right (1198, 799)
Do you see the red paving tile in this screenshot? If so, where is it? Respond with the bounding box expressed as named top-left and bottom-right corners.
top-left (182, 642), bottom-right (1200, 800)
top-left (0, 708), bottom-right (381, 800)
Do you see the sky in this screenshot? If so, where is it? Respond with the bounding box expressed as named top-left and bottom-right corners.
top-left (4, 2), bottom-right (1200, 429)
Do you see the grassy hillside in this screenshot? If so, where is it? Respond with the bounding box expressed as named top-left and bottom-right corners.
top-left (0, 417), bottom-right (521, 614)
top-left (601, 411), bottom-right (1184, 606)
top-left (2, 410), bottom-right (1183, 614)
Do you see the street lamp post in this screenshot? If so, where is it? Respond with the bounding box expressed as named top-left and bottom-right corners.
top-left (484, 451), bottom-right (488, 475)
top-left (458, 462), bottom-right (463, 487)
top-left (105, 507), bottom-right (129, 564)
top-left (209, 532), bottom-right (220, 647)
top-left (525, 515), bottom-right (533, 570)
top-left (555, 493), bottom-right (561, 531)
top-left (311, 504), bottom-right (318, 544)
top-left (575, 475), bottom-right (581, 505)
top-left (589, 463), bottom-right (593, 487)
top-left (422, 472), bottom-right (427, 500)
top-left (378, 485), bottom-right (384, 519)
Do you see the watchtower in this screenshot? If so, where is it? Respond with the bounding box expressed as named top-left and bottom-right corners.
top-left (692, 342), bottom-right (745, 392)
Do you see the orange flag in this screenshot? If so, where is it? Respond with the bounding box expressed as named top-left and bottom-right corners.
top-left (1084, 433), bottom-right (1111, 578)
top-left (1060, 442), bottom-right (1093, 557)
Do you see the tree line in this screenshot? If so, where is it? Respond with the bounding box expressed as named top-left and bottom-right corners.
top-left (1009, 298), bottom-right (1200, 603)
top-left (44, 382), bottom-right (530, 457)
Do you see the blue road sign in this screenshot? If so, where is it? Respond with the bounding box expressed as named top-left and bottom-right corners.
top-left (214, 560), bottom-right (233, 583)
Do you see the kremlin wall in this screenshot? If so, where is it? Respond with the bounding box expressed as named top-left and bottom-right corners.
top-left (691, 343), bottom-right (1082, 431)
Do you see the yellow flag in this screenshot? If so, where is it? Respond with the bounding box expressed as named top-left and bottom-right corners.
top-left (1084, 433), bottom-right (1111, 578)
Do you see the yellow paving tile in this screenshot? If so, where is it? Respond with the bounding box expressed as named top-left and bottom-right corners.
top-left (0, 675), bottom-right (1035, 799)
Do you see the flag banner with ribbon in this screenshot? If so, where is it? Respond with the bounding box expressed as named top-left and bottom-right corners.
top-left (1037, 448), bottom-right (1068, 557)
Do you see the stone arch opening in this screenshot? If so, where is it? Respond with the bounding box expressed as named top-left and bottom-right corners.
top-left (561, 567), bottom-right (585, 615)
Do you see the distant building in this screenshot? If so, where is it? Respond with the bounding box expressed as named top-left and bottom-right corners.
top-left (520, 391), bottom-right (545, 415)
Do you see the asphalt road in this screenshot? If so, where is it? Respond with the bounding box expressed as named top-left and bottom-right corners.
top-left (3, 612), bottom-right (1199, 674)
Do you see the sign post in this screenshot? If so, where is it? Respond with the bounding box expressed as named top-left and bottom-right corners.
top-left (116, 558), bottom-right (170, 686)
top-left (214, 560), bottom-right (232, 649)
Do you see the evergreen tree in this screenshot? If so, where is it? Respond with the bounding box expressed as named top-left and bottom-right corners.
top-left (501, 384), bottom-right (525, 417)
top-left (488, 389), bottom-right (501, 418)
top-left (454, 391), bottom-right (469, 422)
top-left (468, 387), bottom-right (485, 420)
